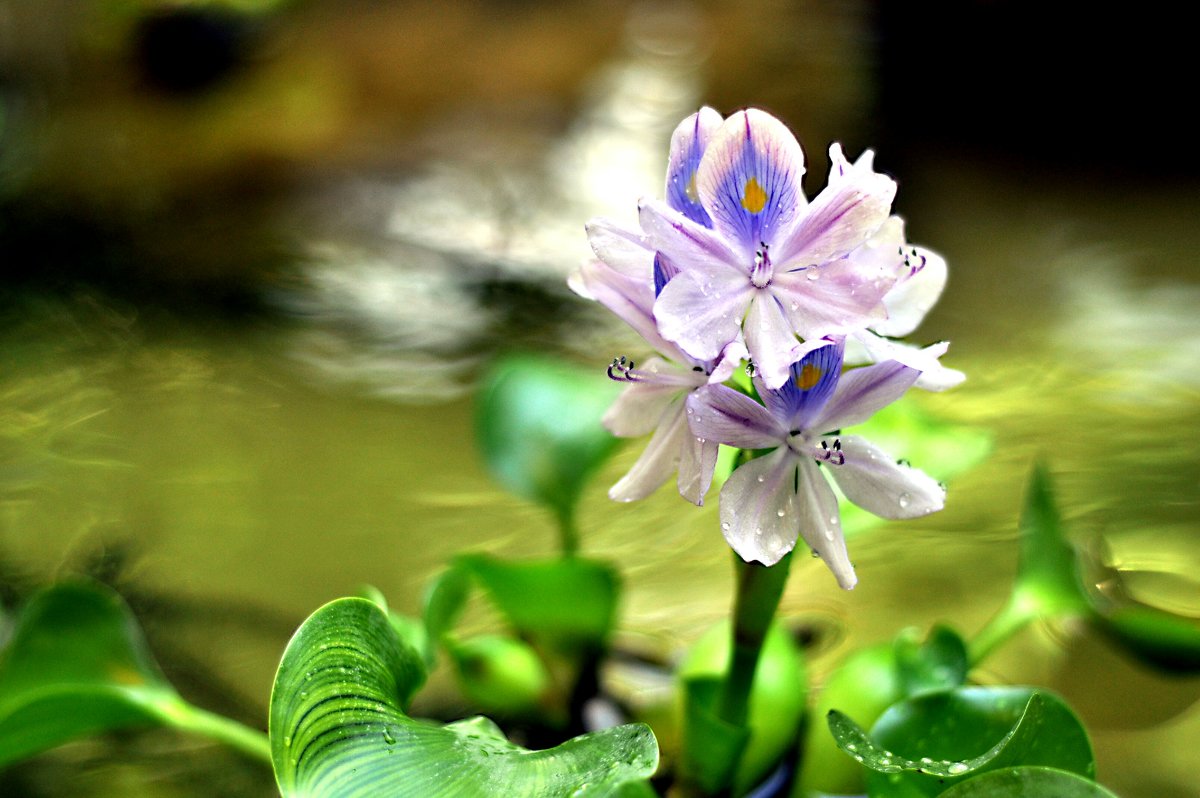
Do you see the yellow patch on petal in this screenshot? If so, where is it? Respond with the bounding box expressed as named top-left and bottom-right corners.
top-left (685, 172), bottom-right (699, 203)
top-left (741, 177), bottom-right (768, 214)
top-left (796, 364), bottom-right (823, 390)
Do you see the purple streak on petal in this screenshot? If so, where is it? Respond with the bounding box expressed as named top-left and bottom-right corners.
top-left (794, 459), bottom-right (856, 589)
top-left (758, 339), bottom-right (844, 431)
top-left (773, 161), bottom-right (896, 268)
top-left (666, 107), bottom-right (723, 227)
top-left (686, 384), bottom-right (785, 450)
top-left (678, 431), bottom-right (719, 506)
top-left (718, 447), bottom-right (800, 566)
top-left (639, 199), bottom-right (745, 277)
top-left (696, 109), bottom-right (806, 254)
top-left (827, 436), bottom-right (946, 519)
top-left (654, 268), bottom-right (752, 362)
top-left (653, 252), bottom-right (680, 297)
top-left (707, 339), bottom-right (749, 384)
top-left (811, 360), bottom-right (918, 433)
top-left (608, 396), bottom-right (689, 502)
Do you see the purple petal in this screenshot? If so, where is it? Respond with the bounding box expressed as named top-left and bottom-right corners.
top-left (758, 339), bottom-right (843, 431)
top-left (666, 107), bottom-right (724, 227)
top-left (572, 258), bottom-right (676, 356)
top-left (773, 157), bottom-right (896, 268)
top-left (654, 268), bottom-right (752, 363)
top-left (608, 397), bottom-right (689, 502)
top-left (717, 447), bottom-right (801, 566)
top-left (810, 360), bottom-right (918, 432)
top-left (794, 459), bottom-right (857, 589)
top-left (772, 255), bottom-right (894, 340)
top-left (826, 436), bottom-right (946, 519)
top-left (686, 384), bottom-right (785, 450)
top-left (696, 109), bottom-right (806, 254)
top-left (638, 199), bottom-right (744, 279)
top-left (743, 291), bottom-right (805, 391)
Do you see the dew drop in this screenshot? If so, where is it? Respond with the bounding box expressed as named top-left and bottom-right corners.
top-left (948, 762), bottom-right (969, 775)
top-left (283, 735), bottom-right (293, 748)
top-left (776, 509), bottom-right (786, 517)
top-left (824, 527), bottom-right (835, 540)
top-left (898, 492), bottom-right (912, 509)
top-left (721, 521), bottom-right (731, 531)
top-left (383, 728), bottom-right (396, 745)
top-left (696, 437), bottom-right (706, 444)
top-left (806, 270), bottom-right (820, 281)
top-left (754, 527), bottom-right (763, 537)
top-left (686, 406), bottom-right (694, 415)
top-left (756, 474), bottom-right (765, 483)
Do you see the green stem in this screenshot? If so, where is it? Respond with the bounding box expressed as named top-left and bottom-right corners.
top-left (967, 596), bottom-right (1035, 667)
top-left (160, 699), bottom-right (273, 764)
top-left (715, 551), bottom-right (792, 732)
top-left (556, 505), bottom-right (580, 557)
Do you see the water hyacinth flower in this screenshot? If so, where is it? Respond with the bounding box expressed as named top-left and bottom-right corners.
top-left (686, 340), bottom-right (945, 589)
top-left (639, 108), bottom-right (903, 391)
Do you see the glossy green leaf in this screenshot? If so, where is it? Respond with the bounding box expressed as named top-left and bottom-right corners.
top-left (457, 554), bottom-right (619, 648)
top-left (939, 766), bottom-right (1119, 797)
top-left (829, 686), bottom-right (1093, 797)
top-left (422, 566), bottom-right (473, 652)
top-left (0, 581), bottom-right (270, 769)
top-left (794, 642), bottom-right (903, 797)
top-left (895, 625), bottom-right (969, 698)
top-left (270, 596), bottom-right (658, 798)
top-left (475, 355), bottom-right (620, 531)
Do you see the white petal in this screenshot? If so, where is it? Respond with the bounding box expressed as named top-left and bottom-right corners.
top-left (854, 334), bottom-right (966, 392)
top-left (654, 268), bottom-right (752, 363)
top-left (585, 218), bottom-right (655, 278)
top-left (828, 436), bottom-right (945, 519)
top-left (774, 161), bottom-right (896, 268)
top-left (608, 397), bottom-right (689, 502)
top-left (744, 291), bottom-right (804, 390)
top-left (718, 448), bottom-right (800, 566)
top-left (573, 258), bottom-right (680, 358)
top-left (678, 432), bottom-right (719, 506)
top-left (603, 374), bottom-right (679, 438)
top-left (874, 246), bottom-right (948, 338)
top-left (795, 459), bottom-right (857, 589)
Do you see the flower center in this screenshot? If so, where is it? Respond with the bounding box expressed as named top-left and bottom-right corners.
top-left (750, 242), bottom-right (773, 288)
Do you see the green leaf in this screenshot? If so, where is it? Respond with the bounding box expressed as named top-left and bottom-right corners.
top-left (457, 554), bottom-right (619, 648)
top-left (828, 686), bottom-right (1093, 797)
top-left (1012, 465), bottom-right (1090, 618)
top-left (0, 581), bottom-right (270, 769)
top-left (1094, 604), bottom-right (1200, 673)
top-left (894, 625), bottom-right (969, 698)
top-left (939, 766), bottom-right (1119, 797)
top-left (475, 355), bottom-right (620, 532)
top-left (270, 596), bottom-right (658, 798)
top-left (423, 565), bottom-right (473, 652)
top-left (444, 635), bottom-right (551, 716)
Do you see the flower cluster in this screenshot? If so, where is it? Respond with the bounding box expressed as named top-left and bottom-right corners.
top-left (572, 108), bottom-right (960, 589)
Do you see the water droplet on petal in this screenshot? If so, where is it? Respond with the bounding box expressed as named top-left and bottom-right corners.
top-left (686, 406), bottom-right (694, 415)
top-left (776, 508), bottom-right (786, 517)
top-left (898, 492), bottom-right (912, 509)
top-left (806, 270), bottom-right (819, 281)
top-left (721, 521), bottom-right (731, 531)
top-left (756, 474), bottom-right (765, 483)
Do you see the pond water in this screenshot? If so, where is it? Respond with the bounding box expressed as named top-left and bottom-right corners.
top-left (1, 3), bottom-right (1198, 797)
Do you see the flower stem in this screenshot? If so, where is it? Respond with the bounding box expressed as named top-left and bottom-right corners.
top-left (157, 698), bottom-right (273, 764)
top-left (557, 505), bottom-right (580, 557)
top-left (967, 596), bottom-right (1034, 667)
top-left (716, 551), bottom-right (793, 732)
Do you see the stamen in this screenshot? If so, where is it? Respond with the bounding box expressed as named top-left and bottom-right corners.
top-left (818, 438), bottom-right (845, 466)
top-left (751, 241), bottom-right (772, 288)
top-left (607, 355), bottom-right (646, 383)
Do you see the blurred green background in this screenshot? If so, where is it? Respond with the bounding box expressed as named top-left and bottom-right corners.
top-left (1, 1), bottom-right (1197, 796)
